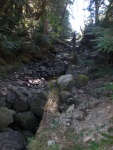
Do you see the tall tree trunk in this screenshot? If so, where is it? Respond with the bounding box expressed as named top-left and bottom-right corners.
top-left (95, 0), bottom-right (99, 25)
top-left (60, 1), bottom-right (68, 25)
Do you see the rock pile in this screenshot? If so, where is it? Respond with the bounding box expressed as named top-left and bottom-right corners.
top-left (0, 85), bottom-right (48, 133)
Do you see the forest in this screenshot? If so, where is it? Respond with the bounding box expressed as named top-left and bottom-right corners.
top-left (0, 0), bottom-right (112, 64)
top-left (0, 0), bottom-right (113, 150)
top-left (0, 0), bottom-right (73, 64)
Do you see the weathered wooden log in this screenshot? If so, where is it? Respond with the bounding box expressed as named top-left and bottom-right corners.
top-left (28, 88), bottom-right (59, 150)
top-left (38, 88), bottom-right (59, 132)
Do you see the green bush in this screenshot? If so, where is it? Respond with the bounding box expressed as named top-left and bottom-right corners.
top-left (91, 27), bottom-right (113, 53)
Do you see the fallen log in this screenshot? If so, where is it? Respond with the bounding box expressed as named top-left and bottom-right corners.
top-left (28, 88), bottom-right (60, 150)
top-left (38, 88), bottom-right (59, 131)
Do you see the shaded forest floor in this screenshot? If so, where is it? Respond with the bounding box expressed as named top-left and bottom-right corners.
top-left (0, 43), bottom-right (113, 150)
top-left (28, 43), bottom-right (113, 150)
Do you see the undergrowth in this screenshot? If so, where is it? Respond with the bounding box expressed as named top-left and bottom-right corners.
top-left (95, 67), bottom-right (113, 77)
top-left (28, 121), bottom-right (111, 150)
top-left (98, 83), bottom-right (113, 99)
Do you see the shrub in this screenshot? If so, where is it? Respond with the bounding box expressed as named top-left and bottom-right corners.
top-left (91, 27), bottom-right (113, 53)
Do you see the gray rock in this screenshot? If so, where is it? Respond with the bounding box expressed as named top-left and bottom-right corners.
top-left (28, 95), bottom-right (46, 117)
top-left (54, 61), bottom-right (67, 76)
top-left (66, 104), bottom-right (75, 113)
top-left (38, 90), bottom-right (48, 100)
top-left (6, 91), bottom-right (17, 107)
top-left (0, 87), bottom-right (8, 96)
top-left (0, 130), bottom-right (26, 150)
top-left (13, 96), bottom-right (29, 112)
top-left (71, 86), bottom-right (77, 95)
top-left (66, 97), bottom-right (79, 105)
top-left (17, 80), bottom-right (25, 86)
top-left (8, 85), bottom-right (17, 92)
top-left (59, 91), bottom-right (72, 103)
top-left (0, 107), bottom-right (16, 130)
top-left (40, 66), bottom-right (46, 71)
top-left (59, 104), bottom-right (68, 112)
top-left (0, 97), bottom-right (6, 107)
top-left (22, 130), bottom-right (34, 140)
top-left (57, 74), bottom-right (74, 91)
top-left (14, 111), bottom-right (39, 133)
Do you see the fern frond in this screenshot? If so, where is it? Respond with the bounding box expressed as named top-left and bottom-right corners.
top-left (101, 132), bottom-right (113, 139)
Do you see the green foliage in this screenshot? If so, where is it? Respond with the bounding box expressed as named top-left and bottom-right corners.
top-left (99, 83), bottom-right (113, 91)
top-left (3, 41), bottom-right (22, 51)
top-left (92, 66), bottom-right (113, 77)
top-left (78, 58), bottom-right (95, 66)
top-left (98, 83), bottom-right (113, 100)
top-left (46, 8), bottom-right (72, 39)
top-left (0, 32), bottom-right (23, 60)
top-left (91, 27), bottom-right (113, 53)
top-left (33, 32), bottom-right (50, 46)
top-left (0, 0), bottom-right (73, 63)
top-left (101, 132), bottom-right (113, 145)
top-left (49, 143), bottom-right (61, 150)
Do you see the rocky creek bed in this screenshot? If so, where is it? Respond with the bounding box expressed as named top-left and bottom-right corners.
top-left (0, 44), bottom-right (113, 150)
top-left (0, 45), bottom-right (71, 150)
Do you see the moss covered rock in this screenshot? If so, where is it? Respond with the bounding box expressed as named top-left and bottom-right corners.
top-left (76, 74), bottom-right (89, 88)
top-left (0, 107), bottom-right (16, 130)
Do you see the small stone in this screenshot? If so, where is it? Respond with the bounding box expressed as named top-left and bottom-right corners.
top-left (40, 66), bottom-right (46, 71)
top-left (17, 80), bottom-right (25, 85)
top-left (15, 74), bottom-right (19, 79)
top-left (59, 91), bottom-right (72, 103)
top-left (66, 104), bottom-right (74, 113)
top-left (71, 87), bottom-right (77, 95)
top-left (0, 87), bottom-right (7, 96)
top-left (48, 140), bottom-right (55, 146)
top-left (83, 136), bottom-right (93, 143)
top-left (77, 90), bottom-right (84, 94)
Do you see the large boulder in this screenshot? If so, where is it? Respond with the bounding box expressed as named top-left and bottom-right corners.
top-left (37, 90), bottom-right (48, 100)
top-left (28, 92), bottom-right (47, 117)
top-left (6, 91), bottom-right (17, 108)
top-left (59, 91), bottom-right (72, 103)
top-left (0, 96), bottom-right (6, 107)
top-left (14, 111), bottom-right (39, 133)
top-left (66, 97), bottom-right (79, 106)
top-left (54, 61), bottom-right (67, 76)
top-left (28, 96), bottom-right (46, 117)
top-left (57, 74), bottom-right (74, 91)
top-left (0, 130), bottom-right (26, 150)
top-left (13, 96), bottom-right (30, 112)
top-left (0, 107), bottom-right (16, 130)
top-left (7, 86), bottom-right (30, 111)
top-left (75, 74), bottom-right (89, 88)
